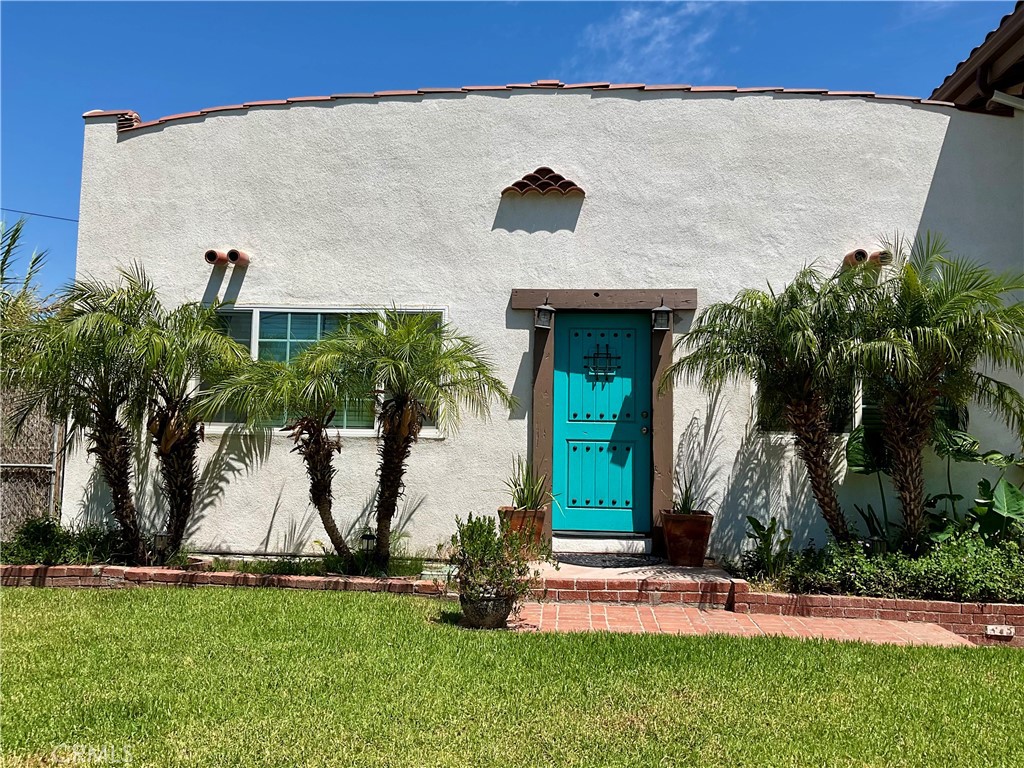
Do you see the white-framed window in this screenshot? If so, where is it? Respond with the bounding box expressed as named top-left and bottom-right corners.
top-left (207, 306), bottom-right (446, 434)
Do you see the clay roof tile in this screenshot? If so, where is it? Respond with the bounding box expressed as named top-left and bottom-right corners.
top-left (501, 167), bottom-right (585, 198)
top-left (109, 80), bottom-right (998, 133)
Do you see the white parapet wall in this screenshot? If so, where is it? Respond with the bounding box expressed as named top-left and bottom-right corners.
top-left (68, 87), bottom-right (1024, 558)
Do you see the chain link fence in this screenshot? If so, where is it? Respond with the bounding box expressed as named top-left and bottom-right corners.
top-left (0, 390), bottom-right (64, 539)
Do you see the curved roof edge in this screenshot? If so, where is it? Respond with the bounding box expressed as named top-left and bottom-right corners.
top-left (82, 79), bottom-right (983, 134)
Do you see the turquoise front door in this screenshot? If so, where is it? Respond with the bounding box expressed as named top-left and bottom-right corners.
top-left (552, 313), bottom-right (652, 533)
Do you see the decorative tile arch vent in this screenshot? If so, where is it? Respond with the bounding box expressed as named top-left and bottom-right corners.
top-left (501, 167), bottom-right (585, 197)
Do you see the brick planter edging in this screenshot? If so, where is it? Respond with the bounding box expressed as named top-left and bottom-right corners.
top-left (734, 591), bottom-right (1024, 646)
top-left (0, 564), bottom-right (445, 596)
top-left (1, 563), bottom-right (746, 608)
top-left (536, 576), bottom-right (747, 608)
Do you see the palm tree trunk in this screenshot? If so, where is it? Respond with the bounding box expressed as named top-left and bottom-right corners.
top-left (882, 393), bottom-right (934, 552)
top-left (149, 402), bottom-right (200, 556)
top-left (374, 404), bottom-right (415, 570)
top-left (89, 409), bottom-right (147, 565)
top-left (298, 424), bottom-right (354, 570)
top-left (785, 396), bottom-right (851, 543)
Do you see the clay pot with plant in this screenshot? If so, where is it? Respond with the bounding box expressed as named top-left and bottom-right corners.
top-left (661, 476), bottom-right (714, 567)
top-left (660, 400), bottom-right (723, 566)
top-left (497, 455), bottom-right (551, 553)
top-left (445, 513), bottom-right (543, 629)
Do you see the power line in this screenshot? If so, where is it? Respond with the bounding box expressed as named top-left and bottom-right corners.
top-left (1, 207), bottom-right (78, 223)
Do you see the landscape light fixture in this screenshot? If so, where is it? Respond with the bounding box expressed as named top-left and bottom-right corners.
top-left (360, 527), bottom-right (377, 555)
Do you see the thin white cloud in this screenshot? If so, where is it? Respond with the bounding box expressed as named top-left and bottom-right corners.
top-left (566, 2), bottom-right (727, 84)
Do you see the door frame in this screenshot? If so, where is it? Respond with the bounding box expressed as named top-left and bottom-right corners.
top-left (510, 289), bottom-right (698, 540)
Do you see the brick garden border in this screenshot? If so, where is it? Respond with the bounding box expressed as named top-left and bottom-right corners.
top-left (0, 564), bottom-right (445, 596)
top-left (3, 564), bottom-right (1020, 646)
top-left (0, 564), bottom-right (743, 607)
top-left (734, 591), bottom-right (1023, 647)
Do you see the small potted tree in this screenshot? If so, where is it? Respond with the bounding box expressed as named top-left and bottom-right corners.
top-left (498, 455), bottom-right (550, 551)
top-left (661, 474), bottom-right (714, 567)
top-left (446, 514), bottom-right (541, 629)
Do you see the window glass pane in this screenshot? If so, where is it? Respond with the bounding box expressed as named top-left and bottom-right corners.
top-left (208, 311), bottom-right (253, 424)
top-left (223, 310), bottom-right (379, 430)
top-left (217, 311), bottom-right (253, 347)
top-left (289, 313), bottom-right (319, 341)
top-left (260, 312), bottom-right (288, 340)
top-left (321, 313), bottom-right (346, 336)
top-left (290, 340), bottom-right (314, 358)
top-left (344, 398), bottom-right (375, 429)
top-left (259, 341), bottom-right (288, 363)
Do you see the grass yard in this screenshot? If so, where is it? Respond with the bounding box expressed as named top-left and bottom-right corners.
top-left (2, 589), bottom-right (1022, 767)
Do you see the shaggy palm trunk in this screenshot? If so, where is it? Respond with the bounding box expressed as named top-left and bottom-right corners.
top-left (294, 421), bottom-right (354, 570)
top-left (785, 395), bottom-right (851, 543)
top-left (89, 408), bottom-right (147, 565)
top-left (882, 392), bottom-right (936, 553)
top-left (374, 399), bottom-right (417, 571)
top-left (149, 400), bottom-right (200, 556)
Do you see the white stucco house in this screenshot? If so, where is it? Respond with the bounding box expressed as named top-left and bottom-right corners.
top-left (66, 9), bottom-right (1024, 560)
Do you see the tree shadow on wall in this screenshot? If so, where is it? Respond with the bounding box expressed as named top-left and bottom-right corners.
top-left (76, 426), bottom-right (271, 545)
top-left (258, 488), bottom-right (317, 556)
top-left (190, 427), bottom-right (272, 541)
top-left (674, 389), bottom-right (727, 514)
top-left (717, 423), bottom-right (824, 561)
top-left (344, 482), bottom-right (425, 551)
top-left (491, 195), bottom-right (583, 233)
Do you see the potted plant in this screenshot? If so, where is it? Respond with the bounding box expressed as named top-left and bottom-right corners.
top-left (498, 455), bottom-right (550, 551)
top-left (445, 513), bottom-right (541, 629)
top-left (660, 475), bottom-right (714, 567)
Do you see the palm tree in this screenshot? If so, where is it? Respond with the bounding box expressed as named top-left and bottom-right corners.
top-left (8, 266), bottom-right (159, 564)
top-left (664, 267), bottom-right (861, 543)
top-left (316, 310), bottom-right (514, 570)
top-left (201, 349), bottom-right (360, 570)
top-left (846, 234), bottom-right (1024, 549)
top-left (1, 218), bottom-right (49, 330)
top-left (144, 299), bottom-right (250, 557)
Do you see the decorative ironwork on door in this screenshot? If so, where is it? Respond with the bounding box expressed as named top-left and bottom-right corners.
top-left (584, 344), bottom-right (621, 378)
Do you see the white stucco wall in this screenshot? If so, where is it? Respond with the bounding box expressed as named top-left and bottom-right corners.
top-left (68, 90), bottom-right (1024, 559)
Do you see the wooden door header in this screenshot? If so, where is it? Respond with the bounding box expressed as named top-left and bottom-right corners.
top-left (510, 288), bottom-right (697, 311)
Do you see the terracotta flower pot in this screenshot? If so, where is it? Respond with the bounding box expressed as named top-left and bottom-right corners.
top-left (460, 594), bottom-right (516, 629)
top-left (497, 506), bottom-right (546, 551)
top-left (661, 510), bottom-right (713, 567)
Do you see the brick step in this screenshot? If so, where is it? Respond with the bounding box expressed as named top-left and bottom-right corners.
top-left (536, 574), bottom-right (747, 607)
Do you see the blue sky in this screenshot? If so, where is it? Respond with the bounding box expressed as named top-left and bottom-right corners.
top-left (1, 1), bottom-right (1015, 292)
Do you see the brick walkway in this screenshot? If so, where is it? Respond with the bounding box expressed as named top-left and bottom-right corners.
top-left (514, 603), bottom-right (971, 647)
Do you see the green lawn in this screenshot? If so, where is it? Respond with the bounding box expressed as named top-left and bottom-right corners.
top-left (2, 589), bottom-right (1021, 767)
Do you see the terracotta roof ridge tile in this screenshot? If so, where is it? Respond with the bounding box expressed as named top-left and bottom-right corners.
top-left (501, 166), bottom-right (585, 198)
top-left (92, 80), bottom-right (997, 132)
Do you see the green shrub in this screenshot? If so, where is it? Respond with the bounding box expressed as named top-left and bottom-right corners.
top-left (445, 514), bottom-right (540, 604)
top-left (1, 517), bottom-right (123, 565)
top-left (784, 535), bottom-right (1024, 604)
top-left (741, 516), bottom-right (793, 585)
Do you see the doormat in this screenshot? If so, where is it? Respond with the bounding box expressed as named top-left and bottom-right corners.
top-left (555, 554), bottom-right (665, 568)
